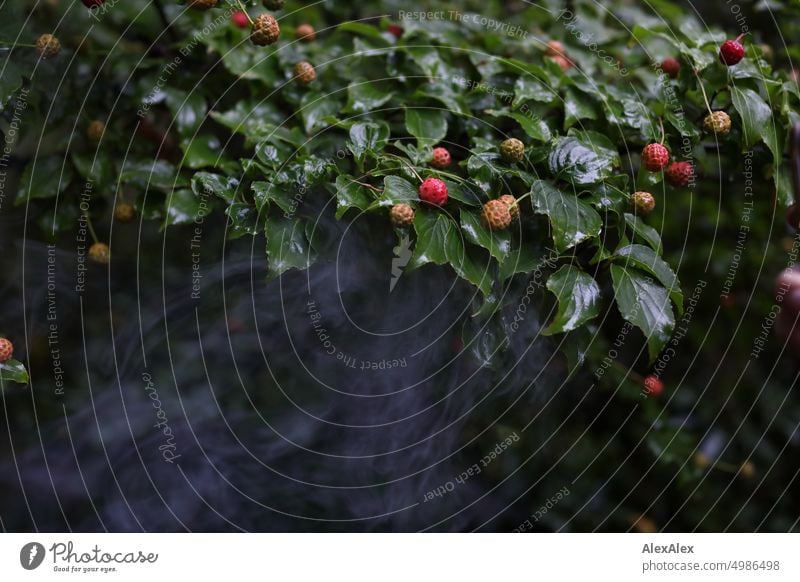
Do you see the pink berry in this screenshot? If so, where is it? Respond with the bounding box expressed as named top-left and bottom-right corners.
top-left (232, 11), bottom-right (249, 29)
top-left (641, 143), bottom-right (670, 172)
top-left (418, 177), bottom-right (448, 206)
top-left (430, 147), bottom-right (451, 169)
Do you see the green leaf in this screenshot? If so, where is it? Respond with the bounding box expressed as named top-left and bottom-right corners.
top-left (0, 359), bottom-right (28, 385)
top-left (531, 179), bottom-right (603, 252)
top-left (624, 213), bottom-right (663, 253)
top-left (611, 264), bottom-right (675, 362)
top-left (191, 172), bottom-right (238, 203)
top-left (614, 244), bottom-right (683, 312)
top-left (348, 121), bottom-right (389, 162)
top-left (486, 109), bottom-right (552, 142)
top-left (345, 80), bottom-right (394, 114)
top-left (121, 160), bottom-right (183, 191)
top-left (542, 265), bottom-right (601, 335)
top-left (252, 181), bottom-right (295, 214)
top-left (180, 135), bottom-right (222, 169)
top-left (382, 175), bottom-right (418, 205)
top-left (447, 240), bottom-right (492, 297)
top-left (409, 210), bottom-right (454, 268)
top-left (163, 88), bottom-right (207, 137)
top-left (460, 210), bottom-right (510, 262)
top-left (548, 131), bottom-right (620, 185)
top-left (165, 188), bottom-right (204, 226)
top-left (334, 175), bottom-right (373, 218)
top-left (563, 87), bottom-right (598, 130)
top-left (730, 86), bottom-right (781, 162)
top-left (405, 108), bottom-right (448, 147)
top-left (16, 157), bottom-right (74, 203)
top-left (514, 76), bottom-right (557, 106)
top-left (265, 217), bottom-right (316, 278)
top-left (72, 152), bottom-right (113, 189)
top-left (300, 91), bottom-right (342, 134)
top-left (226, 202), bottom-right (259, 239)
top-left (0, 56), bottom-right (25, 109)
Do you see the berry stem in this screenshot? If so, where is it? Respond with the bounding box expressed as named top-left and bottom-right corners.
top-left (693, 68), bottom-right (714, 116)
top-left (658, 117), bottom-right (665, 145)
top-left (82, 211), bottom-right (100, 245)
top-left (350, 179), bottom-right (382, 193)
top-left (385, 153), bottom-right (423, 182)
top-left (229, 0), bottom-right (255, 26)
top-left (0, 42), bottom-right (39, 48)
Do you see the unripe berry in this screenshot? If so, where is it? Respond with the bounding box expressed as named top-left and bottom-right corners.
top-left (114, 202), bottom-right (135, 223)
top-left (498, 194), bottom-right (519, 220)
top-left (231, 11), bottom-right (250, 29)
top-left (641, 143), bottom-right (670, 172)
top-left (0, 338), bottom-right (13, 363)
top-left (632, 191), bottom-right (655, 215)
top-left (550, 54), bottom-right (572, 71)
top-left (390, 203), bottom-right (415, 227)
top-left (499, 138), bottom-right (525, 163)
top-left (703, 111), bottom-right (731, 135)
top-left (36, 34), bottom-right (61, 59)
top-left (665, 161), bottom-right (694, 188)
top-left (661, 57), bottom-right (680, 78)
top-left (643, 374), bottom-right (664, 396)
top-left (87, 120), bottom-right (105, 141)
top-left (296, 24), bottom-right (316, 42)
top-left (188, 0), bottom-right (218, 9)
top-left (719, 38), bottom-right (745, 66)
top-left (263, 0), bottom-right (284, 9)
top-left (294, 61), bottom-right (316, 85)
top-left (89, 242), bottom-right (110, 264)
top-left (430, 147), bottom-right (451, 169)
top-left (251, 13), bottom-right (280, 46)
top-left (482, 199), bottom-right (512, 230)
top-left (418, 178), bottom-right (448, 206)
top-left (545, 40), bottom-right (566, 57)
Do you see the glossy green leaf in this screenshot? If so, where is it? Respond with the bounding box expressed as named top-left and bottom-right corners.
top-left (0, 359), bottom-right (28, 385)
top-left (405, 108), bottom-right (448, 147)
top-left (542, 265), bottom-right (601, 335)
top-left (531, 179), bottom-right (603, 252)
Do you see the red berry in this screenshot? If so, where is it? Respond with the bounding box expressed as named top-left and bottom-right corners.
top-left (0, 338), bottom-right (13, 363)
top-left (661, 57), bottom-right (680, 78)
top-left (665, 161), bottom-right (694, 187)
top-left (720, 38), bottom-right (745, 66)
top-left (430, 147), bottom-right (451, 169)
top-left (387, 24), bottom-right (404, 39)
top-left (418, 177), bottom-right (448, 206)
top-left (81, 0), bottom-right (105, 6)
top-left (720, 294), bottom-right (736, 308)
top-left (641, 143), bottom-right (670, 172)
top-left (232, 11), bottom-right (250, 29)
top-left (643, 375), bottom-right (664, 397)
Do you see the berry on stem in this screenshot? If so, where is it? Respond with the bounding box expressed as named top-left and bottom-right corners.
top-left (500, 138), bottom-right (525, 163)
top-left (643, 374), bottom-right (664, 397)
top-left (661, 57), bottom-right (680, 78)
top-left (390, 203), bottom-right (415, 227)
top-left (294, 61), bottom-right (316, 85)
top-left (87, 120), bottom-right (105, 141)
top-left (499, 194), bottom-right (519, 220)
top-left (545, 40), bottom-right (566, 57)
top-left (296, 24), bottom-right (316, 42)
top-left (418, 177), bottom-right (448, 206)
top-left (89, 242), bottom-right (110, 264)
top-left (720, 36), bottom-right (745, 66)
top-left (0, 338), bottom-right (13, 363)
top-left (641, 143), bottom-right (670, 172)
top-left (550, 54), bottom-right (572, 71)
top-left (703, 111), bottom-right (731, 135)
top-left (251, 13), bottom-right (280, 46)
top-left (430, 147), bottom-right (451, 169)
top-left (36, 34), bottom-right (61, 59)
top-left (482, 199), bottom-right (512, 230)
top-left (632, 191), bottom-right (655, 215)
top-left (665, 161), bottom-right (694, 187)
top-left (231, 11), bottom-right (250, 29)
top-left (114, 202), bottom-right (135, 223)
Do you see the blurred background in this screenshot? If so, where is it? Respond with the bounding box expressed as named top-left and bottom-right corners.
top-left (1, 0), bottom-right (799, 532)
